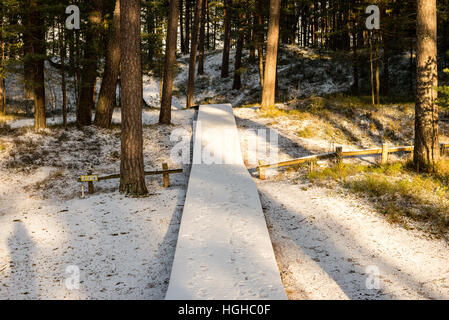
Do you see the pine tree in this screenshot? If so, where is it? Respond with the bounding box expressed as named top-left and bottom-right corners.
top-left (414, 0), bottom-right (439, 169)
top-left (94, 0), bottom-right (121, 129)
top-left (160, 0), bottom-right (180, 124)
top-left (77, 0), bottom-right (103, 126)
top-left (186, 0), bottom-right (203, 108)
top-left (30, 0), bottom-right (46, 130)
top-left (261, 0), bottom-right (280, 109)
top-left (120, 0), bottom-right (148, 196)
top-left (221, 0), bottom-right (232, 78)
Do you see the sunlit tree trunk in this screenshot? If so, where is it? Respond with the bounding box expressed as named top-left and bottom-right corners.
top-left (261, 0), bottom-right (281, 109)
top-left (414, 0), bottom-right (439, 170)
top-left (160, 0), bottom-right (180, 124)
top-left (120, 0), bottom-right (148, 196)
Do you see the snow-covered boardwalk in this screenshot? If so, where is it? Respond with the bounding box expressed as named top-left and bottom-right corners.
top-left (166, 104), bottom-right (286, 300)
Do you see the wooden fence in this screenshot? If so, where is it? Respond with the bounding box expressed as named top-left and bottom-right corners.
top-left (78, 163), bottom-right (182, 196)
top-left (257, 143), bottom-right (449, 180)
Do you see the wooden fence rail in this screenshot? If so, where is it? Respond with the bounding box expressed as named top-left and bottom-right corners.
top-left (258, 143), bottom-right (449, 180)
top-left (77, 163), bottom-right (182, 196)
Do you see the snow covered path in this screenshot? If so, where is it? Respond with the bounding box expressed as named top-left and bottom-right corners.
top-left (165, 104), bottom-right (286, 300)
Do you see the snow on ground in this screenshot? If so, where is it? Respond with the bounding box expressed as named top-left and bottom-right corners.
top-left (235, 106), bottom-right (449, 300)
top-left (174, 50), bottom-right (264, 107)
top-left (142, 75), bottom-right (184, 109)
top-left (0, 109), bottom-right (194, 299)
top-left (2, 45), bottom-right (449, 300)
top-left (6, 108), bottom-right (193, 129)
top-left (258, 180), bottom-right (449, 300)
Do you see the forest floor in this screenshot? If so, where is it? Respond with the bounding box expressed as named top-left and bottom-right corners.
top-left (0, 109), bottom-right (193, 299)
top-left (234, 106), bottom-right (449, 299)
top-left (1, 46), bottom-right (449, 299)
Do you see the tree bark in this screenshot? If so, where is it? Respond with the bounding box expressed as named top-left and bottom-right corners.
top-left (186, 0), bottom-right (203, 108)
top-left (0, 11), bottom-right (5, 115)
top-left (256, 0), bottom-right (264, 90)
top-left (221, 0), bottom-right (232, 78)
top-left (261, 0), bottom-right (281, 109)
top-left (381, 5), bottom-right (389, 97)
top-left (77, 0), bottom-right (102, 126)
top-left (370, 31), bottom-right (375, 106)
top-left (60, 22), bottom-right (67, 129)
top-left (197, 0), bottom-right (206, 75)
top-left (376, 31), bottom-right (380, 105)
top-left (180, 0), bottom-right (185, 53)
top-left (184, 0), bottom-right (191, 54)
top-left (351, 3), bottom-right (359, 96)
top-left (94, 0), bottom-right (121, 128)
top-left (23, 2), bottom-right (34, 101)
top-left (414, 0), bottom-right (439, 169)
top-left (233, 14), bottom-right (244, 90)
top-left (160, 0), bottom-right (180, 124)
top-left (120, 0), bottom-right (148, 196)
top-left (30, 0), bottom-right (46, 130)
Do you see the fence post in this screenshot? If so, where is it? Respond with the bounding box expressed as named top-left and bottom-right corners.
top-left (87, 170), bottom-right (95, 194)
top-left (162, 163), bottom-right (170, 187)
top-left (335, 147), bottom-right (343, 165)
top-left (258, 160), bottom-right (266, 180)
top-left (381, 143), bottom-right (389, 165)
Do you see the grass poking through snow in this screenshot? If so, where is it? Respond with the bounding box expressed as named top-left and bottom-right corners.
top-left (307, 161), bottom-right (449, 239)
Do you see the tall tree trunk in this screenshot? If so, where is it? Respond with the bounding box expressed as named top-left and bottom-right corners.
top-left (414, 0), bottom-right (439, 169)
top-left (30, 0), bottom-right (46, 130)
top-left (77, 0), bottom-right (103, 126)
top-left (249, 14), bottom-right (256, 61)
top-left (369, 31), bottom-right (375, 106)
top-left (221, 0), bottom-right (232, 78)
top-left (213, 5), bottom-right (217, 50)
top-left (0, 11), bottom-right (5, 115)
top-left (186, 0), bottom-right (203, 108)
top-left (160, 0), bottom-right (180, 124)
top-left (198, 0), bottom-right (206, 75)
top-left (120, 0), bottom-right (148, 196)
top-left (256, 0), bottom-right (264, 89)
top-left (381, 5), bottom-right (389, 97)
top-left (60, 22), bottom-right (67, 129)
top-left (261, 0), bottom-right (281, 109)
top-left (94, 0), bottom-right (121, 128)
top-left (375, 31), bottom-right (380, 105)
top-left (75, 29), bottom-right (81, 114)
top-left (206, 0), bottom-right (210, 50)
top-left (185, 0), bottom-right (191, 54)
top-left (233, 14), bottom-right (244, 90)
top-left (351, 3), bottom-right (359, 95)
top-left (23, 3), bottom-right (34, 101)
top-left (180, 0), bottom-right (185, 53)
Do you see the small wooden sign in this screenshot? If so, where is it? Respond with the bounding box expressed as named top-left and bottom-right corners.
top-left (80, 175), bottom-right (98, 182)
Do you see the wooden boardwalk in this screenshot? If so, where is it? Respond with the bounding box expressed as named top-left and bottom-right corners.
top-left (165, 104), bottom-right (286, 300)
